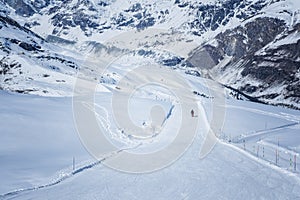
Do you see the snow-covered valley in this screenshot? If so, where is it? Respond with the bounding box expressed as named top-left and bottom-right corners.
top-left (1, 0), bottom-right (300, 199)
top-left (1, 67), bottom-right (300, 199)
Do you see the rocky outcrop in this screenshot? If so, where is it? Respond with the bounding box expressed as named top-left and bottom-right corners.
top-left (188, 16), bottom-right (300, 108)
top-left (177, 0), bottom-right (270, 35)
top-left (4, 0), bottom-right (50, 16)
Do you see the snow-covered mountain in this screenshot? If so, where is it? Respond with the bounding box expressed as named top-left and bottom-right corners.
top-left (188, 0), bottom-right (300, 108)
top-left (0, 13), bottom-right (80, 96)
top-left (1, 1), bottom-right (300, 199)
top-left (0, 0), bottom-right (279, 40)
top-left (0, 0), bottom-right (300, 108)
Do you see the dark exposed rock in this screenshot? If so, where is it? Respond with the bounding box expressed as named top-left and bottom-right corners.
top-left (286, 84), bottom-right (300, 98)
top-left (188, 15), bottom-right (300, 107)
top-left (193, 91), bottom-right (212, 98)
top-left (224, 84), bottom-right (266, 104)
top-left (0, 15), bottom-right (44, 40)
top-left (0, 57), bottom-right (21, 75)
top-left (133, 13), bottom-right (143, 19)
top-left (125, 3), bottom-right (142, 12)
top-left (137, 49), bottom-right (155, 56)
top-left (202, 18), bottom-right (286, 65)
top-left (240, 39), bottom-right (300, 87)
top-left (185, 0), bottom-right (268, 36)
top-left (118, 18), bottom-right (134, 27)
top-left (36, 55), bottom-right (78, 69)
top-left (185, 70), bottom-right (201, 77)
top-left (14, 89), bottom-right (38, 94)
top-left (48, 6), bottom-right (60, 15)
top-left (4, 0), bottom-right (50, 16)
top-left (136, 17), bottom-right (155, 30)
top-left (19, 42), bottom-right (41, 51)
top-left (24, 21), bottom-right (40, 29)
top-left (259, 93), bottom-right (280, 100)
top-left (1, 0), bottom-right (299, 108)
top-left (240, 84), bottom-right (258, 93)
top-left (50, 7), bottom-right (100, 35)
top-left (0, 41), bottom-right (10, 54)
top-left (0, 14), bottom-right (23, 29)
top-left (98, 1), bottom-right (109, 7)
top-left (6, 37), bottom-right (42, 52)
top-left (189, 17), bottom-right (287, 73)
top-left (161, 57), bottom-right (183, 66)
top-left (5, 0), bottom-right (35, 16)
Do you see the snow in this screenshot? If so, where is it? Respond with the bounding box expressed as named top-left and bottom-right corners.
top-left (0, 91), bottom-right (93, 194)
top-left (9, 142), bottom-right (300, 200)
top-left (1, 0), bottom-right (300, 199)
top-left (1, 64), bottom-right (300, 199)
top-left (270, 31), bottom-right (300, 48)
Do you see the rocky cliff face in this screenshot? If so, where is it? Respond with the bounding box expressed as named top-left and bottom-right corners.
top-left (0, 0), bottom-right (300, 108)
top-left (0, 13), bottom-right (79, 96)
top-left (1, 0), bottom-right (49, 16)
top-left (1, 0), bottom-right (272, 41)
top-left (187, 1), bottom-right (300, 108)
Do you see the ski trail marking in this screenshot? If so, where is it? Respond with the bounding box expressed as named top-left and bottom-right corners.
top-left (0, 145), bottom-right (139, 199)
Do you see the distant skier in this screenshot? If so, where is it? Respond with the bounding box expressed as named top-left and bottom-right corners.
top-left (191, 109), bottom-right (194, 117)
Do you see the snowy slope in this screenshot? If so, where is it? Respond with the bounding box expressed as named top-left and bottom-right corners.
top-left (0, 68), bottom-right (300, 199)
top-left (1, 0), bottom-right (299, 108)
top-left (2, 0), bottom-right (282, 45)
top-left (187, 0), bottom-right (300, 108)
top-left (0, 14), bottom-right (80, 96)
top-left (0, 0), bottom-right (300, 199)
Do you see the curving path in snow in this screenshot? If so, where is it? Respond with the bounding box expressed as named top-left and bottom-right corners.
top-left (1, 70), bottom-right (300, 199)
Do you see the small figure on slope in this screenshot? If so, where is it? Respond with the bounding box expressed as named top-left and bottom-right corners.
top-left (191, 109), bottom-right (194, 117)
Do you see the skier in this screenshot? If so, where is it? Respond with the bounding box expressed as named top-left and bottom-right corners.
top-left (191, 109), bottom-right (194, 117)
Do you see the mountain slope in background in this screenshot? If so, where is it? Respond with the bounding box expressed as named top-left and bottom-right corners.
top-left (0, 0), bottom-right (299, 108)
top-left (188, 0), bottom-right (300, 108)
top-left (0, 11), bottom-right (83, 96)
top-left (1, 1), bottom-right (300, 199)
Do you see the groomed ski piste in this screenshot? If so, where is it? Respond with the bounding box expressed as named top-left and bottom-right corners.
top-left (1, 60), bottom-right (300, 199)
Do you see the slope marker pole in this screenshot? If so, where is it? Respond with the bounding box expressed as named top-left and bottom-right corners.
top-left (73, 157), bottom-right (75, 171)
top-left (294, 155), bottom-right (297, 172)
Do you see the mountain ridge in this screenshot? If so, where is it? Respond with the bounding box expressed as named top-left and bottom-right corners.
top-left (0, 0), bottom-right (299, 108)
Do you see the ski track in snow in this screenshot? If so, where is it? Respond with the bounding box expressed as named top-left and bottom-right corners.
top-left (236, 122), bottom-right (300, 143)
top-left (2, 92), bottom-right (299, 198)
top-left (1, 66), bottom-right (300, 199)
top-left (0, 146), bottom-right (139, 200)
top-left (223, 141), bottom-right (300, 181)
top-left (0, 96), bottom-right (176, 200)
top-left (226, 104), bottom-right (300, 122)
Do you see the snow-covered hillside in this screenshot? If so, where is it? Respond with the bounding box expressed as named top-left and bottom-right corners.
top-left (0, 13), bottom-right (80, 96)
top-left (0, 0), bottom-right (300, 199)
top-left (1, 66), bottom-right (300, 199)
top-left (0, 0), bottom-right (299, 108)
